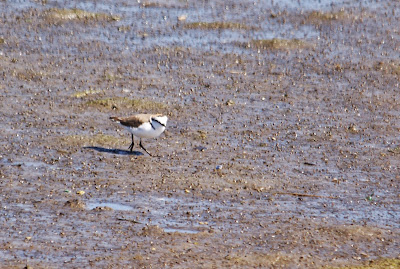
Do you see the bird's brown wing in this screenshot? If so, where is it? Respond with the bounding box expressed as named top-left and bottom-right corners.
top-left (113, 114), bottom-right (152, 128)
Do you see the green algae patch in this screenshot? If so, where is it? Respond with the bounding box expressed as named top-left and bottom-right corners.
top-left (59, 134), bottom-right (124, 147)
top-left (224, 252), bottom-right (297, 268)
top-left (327, 258), bottom-right (400, 269)
top-left (45, 8), bottom-right (120, 21)
top-left (13, 68), bottom-right (48, 82)
top-left (373, 61), bottom-right (400, 76)
top-left (305, 10), bottom-right (350, 24)
top-left (140, 1), bottom-right (187, 8)
top-left (194, 130), bottom-right (207, 140)
top-left (184, 21), bottom-right (256, 30)
top-left (71, 89), bottom-right (102, 98)
top-left (245, 38), bottom-right (311, 50)
top-left (85, 97), bottom-right (167, 111)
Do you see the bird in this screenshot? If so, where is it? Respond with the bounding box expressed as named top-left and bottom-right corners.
top-left (110, 114), bottom-right (168, 156)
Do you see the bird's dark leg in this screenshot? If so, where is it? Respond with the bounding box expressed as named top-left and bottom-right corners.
top-left (128, 134), bottom-right (134, 152)
top-left (139, 139), bottom-right (153, 156)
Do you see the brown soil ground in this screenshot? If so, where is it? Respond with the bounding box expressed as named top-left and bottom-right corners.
top-left (0, 0), bottom-right (399, 268)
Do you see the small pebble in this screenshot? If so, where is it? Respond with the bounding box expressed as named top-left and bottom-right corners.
top-left (178, 14), bottom-right (187, 21)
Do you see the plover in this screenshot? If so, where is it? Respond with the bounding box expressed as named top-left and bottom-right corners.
top-left (110, 114), bottom-right (168, 156)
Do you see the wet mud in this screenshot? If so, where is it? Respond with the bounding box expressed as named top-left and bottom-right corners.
top-left (0, 0), bottom-right (399, 268)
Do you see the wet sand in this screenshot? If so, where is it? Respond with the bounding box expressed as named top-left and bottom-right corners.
top-left (0, 0), bottom-right (399, 268)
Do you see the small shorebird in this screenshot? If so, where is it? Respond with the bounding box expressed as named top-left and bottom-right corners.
top-left (110, 114), bottom-right (168, 156)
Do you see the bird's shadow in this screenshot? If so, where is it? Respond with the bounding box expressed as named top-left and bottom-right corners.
top-left (84, 146), bottom-right (144, 156)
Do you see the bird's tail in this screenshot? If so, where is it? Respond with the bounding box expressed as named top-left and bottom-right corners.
top-left (109, 116), bottom-right (121, 123)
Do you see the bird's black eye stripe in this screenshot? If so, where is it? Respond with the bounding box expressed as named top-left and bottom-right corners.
top-left (152, 118), bottom-right (166, 127)
top-left (150, 121), bottom-right (156, 130)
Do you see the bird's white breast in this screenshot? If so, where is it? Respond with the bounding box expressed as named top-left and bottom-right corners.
top-left (126, 121), bottom-right (166, 139)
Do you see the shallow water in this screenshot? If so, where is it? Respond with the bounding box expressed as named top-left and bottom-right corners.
top-left (87, 202), bottom-right (134, 211)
